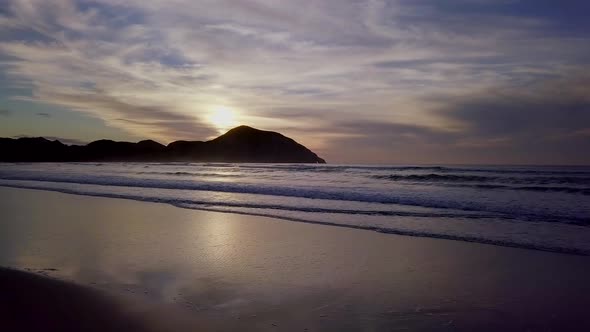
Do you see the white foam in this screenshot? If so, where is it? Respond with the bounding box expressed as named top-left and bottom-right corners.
top-left (0, 163), bottom-right (589, 254)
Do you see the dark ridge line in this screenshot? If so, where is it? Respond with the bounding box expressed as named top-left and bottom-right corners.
top-left (0, 125), bottom-right (326, 164)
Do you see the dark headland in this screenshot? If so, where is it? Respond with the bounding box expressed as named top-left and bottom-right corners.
top-left (0, 125), bottom-right (326, 163)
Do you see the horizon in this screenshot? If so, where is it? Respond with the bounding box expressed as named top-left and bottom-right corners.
top-left (4, 130), bottom-right (590, 167)
top-left (3, 129), bottom-right (589, 167)
top-left (1, 0), bottom-right (589, 164)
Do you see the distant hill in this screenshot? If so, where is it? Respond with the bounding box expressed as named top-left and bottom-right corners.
top-left (0, 126), bottom-right (326, 163)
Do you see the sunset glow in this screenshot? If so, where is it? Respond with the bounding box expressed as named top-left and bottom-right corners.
top-left (209, 107), bottom-right (237, 132)
top-left (0, 0), bottom-right (588, 164)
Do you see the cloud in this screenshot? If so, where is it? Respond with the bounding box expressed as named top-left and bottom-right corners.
top-left (38, 91), bottom-right (219, 141)
top-left (438, 74), bottom-right (590, 136)
top-left (314, 73), bottom-right (590, 164)
top-left (312, 121), bottom-right (459, 164)
top-left (0, 0), bottom-right (589, 162)
top-left (432, 74), bottom-right (590, 163)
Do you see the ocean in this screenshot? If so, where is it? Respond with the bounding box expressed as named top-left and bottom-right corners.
top-left (1, 163), bottom-right (589, 254)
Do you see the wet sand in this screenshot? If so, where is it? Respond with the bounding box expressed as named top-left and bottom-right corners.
top-left (0, 267), bottom-right (212, 332)
top-left (1, 187), bottom-right (590, 331)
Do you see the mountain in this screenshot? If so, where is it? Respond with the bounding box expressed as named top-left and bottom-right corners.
top-left (0, 126), bottom-right (326, 163)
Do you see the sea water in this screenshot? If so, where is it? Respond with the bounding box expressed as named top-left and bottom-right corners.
top-left (0, 163), bottom-right (589, 254)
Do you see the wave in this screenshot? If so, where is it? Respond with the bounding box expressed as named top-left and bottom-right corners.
top-left (371, 174), bottom-right (590, 193)
top-left (373, 173), bottom-right (590, 183)
top-left (0, 173), bottom-right (588, 225)
top-left (178, 204), bottom-right (590, 256)
top-left (4, 162), bottom-right (590, 175)
top-left (466, 184), bottom-right (590, 195)
top-left (1, 173), bottom-right (435, 206)
top-left (135, 171), bottom-right (241, 177)
top-left (2, 163), bottom-right (589, 256)
top-left (374, 174), bottom-right (489, 182)
top-left (1, 181), bottom-right (589, 256)
top-left (235, 164), bottom-right (590, 175)
top-left (0, 180), bottom-right (499, 219)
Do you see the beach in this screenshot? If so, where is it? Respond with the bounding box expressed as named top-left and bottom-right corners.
top-left (2, 0), bottom-right (589, 330)
top-left (1, 186), bottom-right (590, 331)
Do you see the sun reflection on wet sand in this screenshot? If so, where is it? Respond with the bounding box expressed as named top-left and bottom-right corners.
top-left (2, 188), bottom-right (590, 331)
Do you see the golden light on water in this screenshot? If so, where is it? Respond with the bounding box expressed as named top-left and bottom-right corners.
top-left (209, 106), bottom-right (237, 131)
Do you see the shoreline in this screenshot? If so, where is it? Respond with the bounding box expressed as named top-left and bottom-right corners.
top-left (2, 187), bottom-right (590, 331)
top-left (0, 183), bottom-right (587, 256)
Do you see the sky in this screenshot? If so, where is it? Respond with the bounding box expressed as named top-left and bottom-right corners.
top-left (0, 0), bottom-right (589, 164)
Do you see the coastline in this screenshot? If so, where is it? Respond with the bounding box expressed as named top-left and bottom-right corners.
top-left (1, 187), bottom-right (590, 331)
top-left (1, 180), bottom-right (588, 256)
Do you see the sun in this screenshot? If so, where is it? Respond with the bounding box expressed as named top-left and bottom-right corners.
top-left (209, 106), bottom-right (236, 130)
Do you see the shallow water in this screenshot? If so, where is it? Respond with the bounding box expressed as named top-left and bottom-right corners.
top-left (1, 188), bottom-right (590, 331)
top-left (0, 163), bottom-right (589, 254)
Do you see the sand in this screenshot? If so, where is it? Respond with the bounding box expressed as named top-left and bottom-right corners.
top-left (1, 187), bottom-right (590, 331)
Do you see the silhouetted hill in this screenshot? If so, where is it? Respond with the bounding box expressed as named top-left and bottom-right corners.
top-left (166, 126), bottom-right (326, 163)
top-left (0, 126), bottom-right (326, 163)
top-left (0, 137), bottom-right (70, 162)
